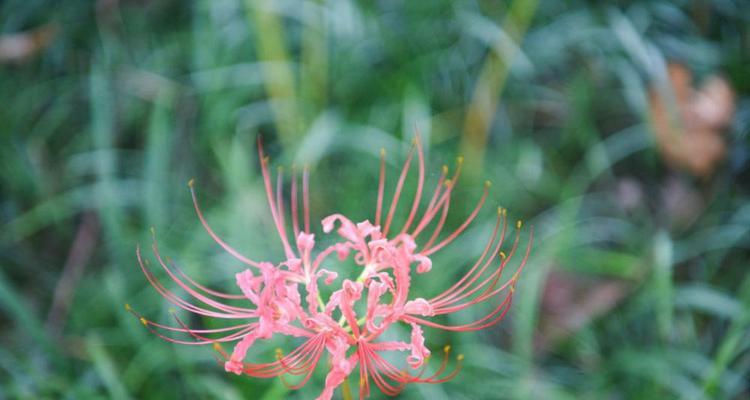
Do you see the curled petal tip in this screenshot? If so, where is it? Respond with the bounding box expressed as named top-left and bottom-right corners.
top-left (225, 360), bottom-right (244, 375)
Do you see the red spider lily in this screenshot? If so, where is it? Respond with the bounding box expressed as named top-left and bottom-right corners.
top-left (128, 137), bottom-right (532, 399)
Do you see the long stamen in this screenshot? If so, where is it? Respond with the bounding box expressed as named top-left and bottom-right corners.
top-left (406, 226), bottom-right (532, 331)
top-left (459, 225), bottom-right (532, 304)
top-left (137, 246), bottom-right (253, 319)
top-left (189, 181), bottom-right (260, 268)
top-left (422, 180), bottom-right (490, 256)
top-left (240, 334), bottom-right (326, 378)
top-left (257, 139), bottom-right (296, 259)
top-left (430, 209), bottom-right (505, 305)
top-left (171, 261), bottom-right (245, 300)
top-left (125, 304), bottom-right (254, 345)
top-left (404, 292), bottom-right (513, 331)
top-left (383, 143), bottom-right (415, 236)
top-left (277, 338), bottom-right (326, 389)
top-left (434, 223), bottom-right (527, 311)
top-left (423, 165), bottom-right (448, 216)
top-left (399, 137), bottom-right (425, 234)
top-left (291, 166), bottom-right (300, 238)
top-left (421, 195), bottom-right (451, 250)
top-left (303, 165), bottom-right (311, 233)
top-left (276, 167), bottom-right (289, 246)
top-left (149, 232), bottom-right (254, 315)
top-left (412, 156), bottom-right (463, 239)
top-left (375, 148), bottom-right (386, 227)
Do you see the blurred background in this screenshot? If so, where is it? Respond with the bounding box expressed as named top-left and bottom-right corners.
top-left (1, 0), bottom-right (749, 399)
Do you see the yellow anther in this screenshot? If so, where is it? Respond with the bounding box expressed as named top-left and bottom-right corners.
top-left (411, 137), bottom-right (417, 145)
top-left (124, 303), bottom-right (131, 311)
top-left (443, 345), bottom-right (451, 353)
top-left (457, 354), bottom-right (465, 361)
top-left (168, 308), bottom-right (176, 314)
top-left (456, 156), bottom-right (464, 165)
top-left (442, 165), bottom-right (449, 175)
top-left (484, 180), bottom-right (492, 188)
top-left (262, 156), bottom-right (270, 164)
top-left (139, 317), bottom-right (148, 326)
top-left (212, 342), bottom-right (222, 352)
top-left (360, 377), bottom-right (365, 386)
top-left (516, 220), bottom-right (523, 229)
top-left (499, 251), bottom-right (506, 259)
top-left (150, 227), bottom-right (156, 236)
top-left (444, 179), bottom-right (453, 188)
top-left (497, 207), bottom-right (503, 215)
top-left (275, 348), bottom-right (283, 355)
top-left (187, 178), bottom-right (195, 187)
top-left (380, 148), bottom-right (386, 158)
top-left (502, 208), bottom-right (507, 216)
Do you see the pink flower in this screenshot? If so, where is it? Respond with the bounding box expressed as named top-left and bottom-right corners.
top-left (127, 137), bottom-right (533, 399)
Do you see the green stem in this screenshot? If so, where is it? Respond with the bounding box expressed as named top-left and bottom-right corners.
top-left (337, 267), bottom-right (373, 326)
top-left (341, 376), bottom-right (353, 400)
top-left (459, 0), bottom-right (539, 180)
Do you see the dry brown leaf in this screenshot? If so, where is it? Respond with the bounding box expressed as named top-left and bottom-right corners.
top-left (0, 24), bottom-right (57, 64)
top-left (649, 63), bottom-right (735, 177)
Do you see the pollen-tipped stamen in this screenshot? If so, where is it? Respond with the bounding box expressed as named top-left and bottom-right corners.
top-left (422, 180), bottom-right (490, 256)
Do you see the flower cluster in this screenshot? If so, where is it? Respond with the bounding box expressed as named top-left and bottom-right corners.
top-left (128, 138), bottom-right (532, 399)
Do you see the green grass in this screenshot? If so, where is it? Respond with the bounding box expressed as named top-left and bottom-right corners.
top-left (1, 0), bottom-right (749, 399)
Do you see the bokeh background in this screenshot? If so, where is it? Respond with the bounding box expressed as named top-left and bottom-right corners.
top-left (2, 0), bottom-right (749, 399)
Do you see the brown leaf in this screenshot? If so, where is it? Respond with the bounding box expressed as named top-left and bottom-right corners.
top-left (0, 24), bottom-right (57, 64)
top-left (648, 63), bottom-right (736, 177)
